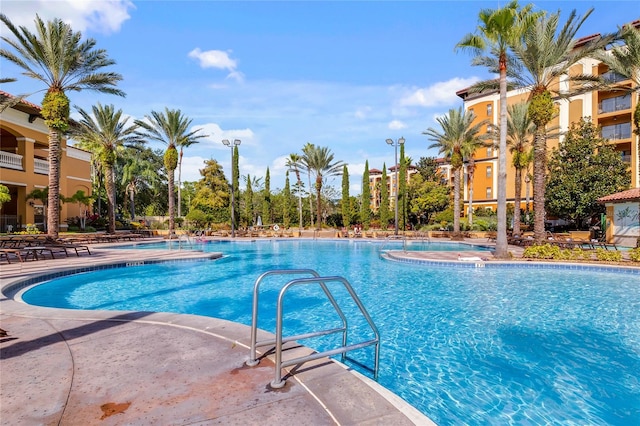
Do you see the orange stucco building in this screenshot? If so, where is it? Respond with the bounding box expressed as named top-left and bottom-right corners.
top-left (0, 91), bottom-right (93, 232)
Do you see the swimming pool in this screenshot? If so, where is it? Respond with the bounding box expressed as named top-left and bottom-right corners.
top-left (21, 240), bottom-right (640, 425)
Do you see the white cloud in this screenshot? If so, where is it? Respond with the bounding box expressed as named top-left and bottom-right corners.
top-left (399, 77), bottom-right (480, 108)
top-left (188, 48), bottom-right (243, 82)
top-left (198, 123), bottom-right (256, 149)
top-left (388, 120), bottom-right (406, 130)
top-left (1, 0), bottom-right (134, 34)
top-left (354, 106), bottom-right (372, 119)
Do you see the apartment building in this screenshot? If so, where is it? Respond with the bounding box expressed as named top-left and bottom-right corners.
top-left (369, 165), bottom-right (418, 212)
top-left (0, 91), bottom-right (93, 232)
top-left (455, 32), bottom-right (638, 217)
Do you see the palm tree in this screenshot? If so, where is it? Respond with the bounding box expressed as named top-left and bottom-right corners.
top-left (302, 145), bottom-right (345, 228)
top-left (72, 104), bottom-right (142, 234)
top-left (61, 190), bottom-right (94, 231)
top-left (597, 24), bottom-right (640, 185)
top-left (456, 0), bottom-right (537, 256)
top-left (286, 153), bottom-right (305, 230)
top-left (506, 102), bottom-right (535, 236)
top-left (121, 152), bottom-right (158, 221)
top-left (301, 143), bottom-right (316, 228)
top-left (135, 108), bottom-right (206, 235)
top-left (0, 14), bottom-right (124, 238)
top-left (176, 137), bottom-right (200, 218)
top-left (423, 107), bottom-right (488, 236)
top-left (509, 8), bottom-right (614, 242)
top-left (26, 187), bottom-right (48, 231)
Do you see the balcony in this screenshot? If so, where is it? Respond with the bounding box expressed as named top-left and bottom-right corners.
top-left (0, 150), bottom-right (23, 170)
top-left (34, 158), bottom-right (49, 174)
top-left (601, 122), bottom-right (632, 141)
top-left (599, 94), bottom-right (631, 114)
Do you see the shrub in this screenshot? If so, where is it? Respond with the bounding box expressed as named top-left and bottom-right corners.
top-left (523, 244), bottom-right (562, 259)
top-left (629, 248), bottom-right (640, 262)
top-left (84, 226), bottom-right (96, 233)
top-left (595, 248), bottom-right (622, 262)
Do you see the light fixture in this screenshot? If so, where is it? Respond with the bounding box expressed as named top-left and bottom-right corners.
top-left (222, 139), bottom-right (241, 237)
top-left (386, 137), bottom-right (406, 235)
top-left (29, 201), bottom-right (34, 207)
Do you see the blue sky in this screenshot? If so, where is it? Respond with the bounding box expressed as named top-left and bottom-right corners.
top-left (2, 1), bottom-right (637, 194)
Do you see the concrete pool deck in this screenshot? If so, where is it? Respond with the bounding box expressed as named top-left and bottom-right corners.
top-left (1, 239), bottom-right (432, 425)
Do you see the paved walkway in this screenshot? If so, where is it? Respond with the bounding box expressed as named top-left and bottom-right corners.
top-left (1, 239), bottom-right (431, 425)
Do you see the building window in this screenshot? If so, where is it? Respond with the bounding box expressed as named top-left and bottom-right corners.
top-left (486, 166), bottom-right (492, 178)
top-left (486, 104), bottom-right (492, 116)
top-left (487, 147), bottom-right (493, 157)
top-left (486, 187), bottom-right (492, 199)
top-left (601, 122), bottom-right (632, 140)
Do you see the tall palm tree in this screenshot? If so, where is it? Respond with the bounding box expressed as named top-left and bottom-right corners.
top-left (456, 0), bottom-right (537, 256)
top-left (0, 14), bottom-right (124, 238)
top-left (176, 137), bottom-right (200, 218)
top-left (509, 8), bottom-right (614, 242)
top-left (135, 108), bottom-right (206, 235)
top-left (302, 145), bottom-right (345, 228)
top-left (72, 104), bottom-right (142, 233)
top-left (301, 143), bottom-right (316, 227)
top-left (286, 153), bottom-right (305, 230)
top-left (506, 102), bottom-right (535, 236)
top-left (423, 107), bottom-right (488, 236)
top-left (597, 24), bottom-right (640, 186)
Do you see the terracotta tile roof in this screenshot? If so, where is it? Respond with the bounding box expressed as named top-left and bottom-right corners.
top-left (598, 188), bottom-right (640, 203)
top-left (0, 90), bottom-right (42, 111)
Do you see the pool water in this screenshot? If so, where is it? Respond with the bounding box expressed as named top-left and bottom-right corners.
top-left (22, 240), bottom-right (640, 425)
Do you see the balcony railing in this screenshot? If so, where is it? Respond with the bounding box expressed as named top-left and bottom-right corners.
top-left (0, 150), bottom-right (23, 170)
top-left (601, 122), bottom-right (632, 141)
top-left (622, 154), bottom-right (631, 163)
top-left (599, 94), bottom-right (631, 114)
top-left (34, 158), bottom-right (49, 174)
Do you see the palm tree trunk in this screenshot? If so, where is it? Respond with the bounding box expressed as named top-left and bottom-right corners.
top-left (533, 130), bottom-right (547, 242)
top-left (495, 67), bottom-right (508, 257)
top-left (128, 183), bottom-right (136, 220)
top-left (177, 150), bottom-right (183, 218)
top-left (513, 167), bottom-right (522, 236)
top-left (47, 128), bottom-right (61, 238)
top-left (316, 176), bottom-right (322, 229)
top-left (296, 173), bottom-right (303, 230)
top-left (105, 165), bottom-right (116, 234)
top-left (168, 168), bottom-right (175, 234)
top-left (307, 171), bottom-right (314, 227)
top-left (467, 159), bottom-right (474, 227)
top-left (453, 167), bottom-right (461, 235)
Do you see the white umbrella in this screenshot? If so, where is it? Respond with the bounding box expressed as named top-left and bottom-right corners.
top-left (257, 215), bottom-right (262, 227)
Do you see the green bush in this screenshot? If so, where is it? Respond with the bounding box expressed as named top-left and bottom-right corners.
top-left (595, 248), bottom-right (623, 262)
top-left (523, 244), bottom-right (562, 259)
top-left (84, 226), bottom-right (96, 233)
top-left (629, 248), bottom-right (640, 262)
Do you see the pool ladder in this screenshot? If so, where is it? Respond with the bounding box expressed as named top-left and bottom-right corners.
top-left (246, 269), bottom-right (380, 388)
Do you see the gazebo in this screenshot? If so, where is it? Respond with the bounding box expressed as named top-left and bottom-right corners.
top-left (598, 188), bottom-right (640, 247)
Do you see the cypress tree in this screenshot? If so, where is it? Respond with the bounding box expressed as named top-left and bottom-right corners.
top-left (341, 165), bottom-right (350, 228)
top-left (361, 160), bottom-right (371, 229)
top-left (233, 146), bottom-right (240, 228)
top-left (379, 164), bottom-right (390, 230)
top-left (283, 171), bottom-right (291, 228)
top-left (399, 144), bottom-right (407, 231)
top-left (262, 167), bottom-right (271, 224)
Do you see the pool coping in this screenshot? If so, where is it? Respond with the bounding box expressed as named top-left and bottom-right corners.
top-left (0, 244), bottom-right (432, 425)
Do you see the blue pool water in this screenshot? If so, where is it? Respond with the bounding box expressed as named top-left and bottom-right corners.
top-left (22, 240), bottom-right (640, 425)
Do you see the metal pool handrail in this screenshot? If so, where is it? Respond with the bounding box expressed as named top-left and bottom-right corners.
top-left (246, 269), bottom-right (380, 389)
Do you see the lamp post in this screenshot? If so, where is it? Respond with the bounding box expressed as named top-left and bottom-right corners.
top-left (222, 139), bottom-right (241, 237)
top-left (385, 136), bottom-right (405, 235)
